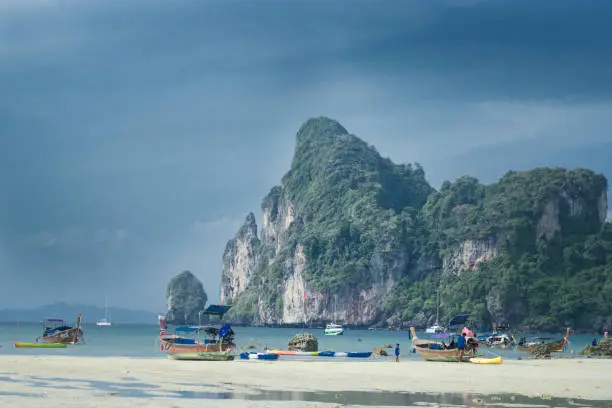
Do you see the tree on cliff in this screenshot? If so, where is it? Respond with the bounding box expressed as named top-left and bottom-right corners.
top-left (166, 271), bottom-right (208, 325)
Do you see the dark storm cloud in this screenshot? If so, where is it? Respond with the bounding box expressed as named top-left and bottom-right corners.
top-left (1, 0), bottom-right (610, 310)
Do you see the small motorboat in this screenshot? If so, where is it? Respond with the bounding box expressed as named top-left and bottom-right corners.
top-left (239, 352), bottom-right (279, 361)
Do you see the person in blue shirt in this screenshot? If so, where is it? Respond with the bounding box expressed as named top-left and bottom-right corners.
top-left (395, 343), bottom-right (400, 362)
top-left (457, 333), bottom-right (466, 361)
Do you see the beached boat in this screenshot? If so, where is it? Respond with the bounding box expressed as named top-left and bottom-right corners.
top-left (36, 314), bottom-right (83, 345)
top-left (410, 327), bottom-right (477, 362)
top-left (14, 342), bottom-right (67, 348)
top-left (168, 350), bottom-right (234, 361)
top-left (160, 305), bottom-right (236, 359)
top-left (516, 328), bottom-right (570, 353)
top-left (239, 352), bottom-right (279, 361)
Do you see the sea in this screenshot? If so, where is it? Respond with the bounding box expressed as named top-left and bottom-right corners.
top-left (0, 323), bottom-right (597, 359)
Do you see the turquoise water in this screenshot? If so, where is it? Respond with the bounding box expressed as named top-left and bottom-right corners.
top-left (0, 323), bottom-right (596, 359)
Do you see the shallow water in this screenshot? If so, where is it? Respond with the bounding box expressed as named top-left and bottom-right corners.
top-left (0, 323), bottom-right (595, 360)
top-left (0, 373), bottom-right (609, 407)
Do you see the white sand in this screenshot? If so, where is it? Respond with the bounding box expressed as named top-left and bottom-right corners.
top-left (1, 355), bottom-right (611, 407)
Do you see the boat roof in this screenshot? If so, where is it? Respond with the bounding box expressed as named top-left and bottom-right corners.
top-left (43, 318), bottom-right (67, 322)
top-left (203, 305), bottom-right (231, 316)
top-left (448, 314), bottom-right (471, 326)
top-left (175, 326), bottom-right (199, 333)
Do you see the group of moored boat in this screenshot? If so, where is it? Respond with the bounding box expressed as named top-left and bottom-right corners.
top-left (411, 325), bottom-right (571, 364)
top-left (157, 305), bottom-right (371, 361)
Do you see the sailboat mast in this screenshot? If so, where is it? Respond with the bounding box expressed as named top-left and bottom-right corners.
top-left (435, 288), bottom-right (439, 325)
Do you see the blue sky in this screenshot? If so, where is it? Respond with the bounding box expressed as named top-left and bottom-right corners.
top-left (1, 0), bottom-right (611, 311)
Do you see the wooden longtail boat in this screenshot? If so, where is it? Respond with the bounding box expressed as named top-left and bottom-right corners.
top-left (410, 327), bottom-right (476, 362)
top-left (160, 305), bottom-right (235, 360)
top-left (516, 328), bottom-right (570, 353)
top-left (36, 314), bottom-right (83, 345)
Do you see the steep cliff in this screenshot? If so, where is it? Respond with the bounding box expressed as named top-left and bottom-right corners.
top-left (166, 270), bottom-right (208, 325)
top-left (220, 117), bottom-right (612, 330)
top-left (220, 213), bottom-right (260, 305)
top-left (222, 117), bottom-right (432, 325)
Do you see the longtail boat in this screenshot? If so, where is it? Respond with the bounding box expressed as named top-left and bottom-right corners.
top-left (160, 305), bottom-right (235, 360)
top-left (410, 327), bottom-right (477, 362)
top-left (516, 328), bottom-right (570, 353)
top-left (36, 314), bottom-right (83, 345)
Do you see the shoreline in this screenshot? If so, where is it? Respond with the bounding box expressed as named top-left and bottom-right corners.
top-left (1, 355), bottom-right (611, 406)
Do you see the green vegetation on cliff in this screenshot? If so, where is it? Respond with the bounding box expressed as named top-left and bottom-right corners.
top-left (224, 117), bottom-right (611, 331)
top-left (384, 169), bottom-right (611, 330)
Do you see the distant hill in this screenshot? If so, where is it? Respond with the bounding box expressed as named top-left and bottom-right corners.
top-left (0, 302), bottom-right (159, 324)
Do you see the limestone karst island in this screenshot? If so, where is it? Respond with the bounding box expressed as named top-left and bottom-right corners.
top-left (220, 117), bottom-right (611, 332)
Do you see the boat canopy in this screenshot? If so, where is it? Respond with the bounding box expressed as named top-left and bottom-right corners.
top-left (448, 314), bottom-right (471, 326)
top-left (175, 326), bottom-right (199, 333)
top-left (203, 305), bottom-right (231, 316)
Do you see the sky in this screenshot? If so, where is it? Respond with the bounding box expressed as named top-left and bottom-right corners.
top-left (1, 0), bottom-right (611, 311)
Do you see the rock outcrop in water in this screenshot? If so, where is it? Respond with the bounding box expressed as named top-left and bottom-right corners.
top-left (288, 333), bottom-right (318, 352)
top-left (220, 117), bottom-right (612, 331)
top-left (166, 271), bottom-right (208, 325)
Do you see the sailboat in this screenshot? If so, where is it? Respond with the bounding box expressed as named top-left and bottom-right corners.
top-left (96, 296), bottom-right (112, 327)
top-left (425, 288), bottom-right (446, 334)
top-left (324, 295), bottom-right (344, 336)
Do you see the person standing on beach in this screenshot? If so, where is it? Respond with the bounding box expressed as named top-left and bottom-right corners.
top-left (457, 333), bottom-right (466, 361)
top-left (395, 343), bottom-right (400, 362)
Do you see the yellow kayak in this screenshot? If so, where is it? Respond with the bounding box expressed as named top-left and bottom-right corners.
top-left (14, 342), bottom-right (67, 348)
top-left (470, 356), bottom-right (503, 364)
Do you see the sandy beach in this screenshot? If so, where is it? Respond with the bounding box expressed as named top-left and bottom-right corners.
top-left (1, 356), bottom-right (611, 407)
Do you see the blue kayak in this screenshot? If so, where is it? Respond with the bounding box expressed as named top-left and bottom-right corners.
top-left (346, 352), bottom-right (372, 358)
top-left (239, 352), bottom-right (279, 361)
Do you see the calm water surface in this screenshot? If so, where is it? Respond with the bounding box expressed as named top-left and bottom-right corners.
top-left (0, 323), bottom-right (595, 359)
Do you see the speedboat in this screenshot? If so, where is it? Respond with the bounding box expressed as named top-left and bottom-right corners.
top-left (324, 323), bottom-right (344, 336)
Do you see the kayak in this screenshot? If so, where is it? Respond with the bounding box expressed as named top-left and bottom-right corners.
top-left (347, 352), bottom-right (372, 358)
top-left (14, 342), bottom-right (67, 348)
top-left (268, 349), bottom-right (296, 355)
top-left (239, 352), bottom-right (279, 361)
top-left (470, 356), bottom-right (503, 365)
top-left (267, 350), bottom-right (371, 358)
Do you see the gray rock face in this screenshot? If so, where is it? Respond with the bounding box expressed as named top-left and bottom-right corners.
top-left (166, 271), bottom-right (208, 325)
top-left (288, 333), bottom-right (318, 352)
top-left (220, 213), bottom-right (260, 305)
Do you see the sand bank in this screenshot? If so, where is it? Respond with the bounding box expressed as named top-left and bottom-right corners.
top-left (0, 355), bottom-right (611, 407)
